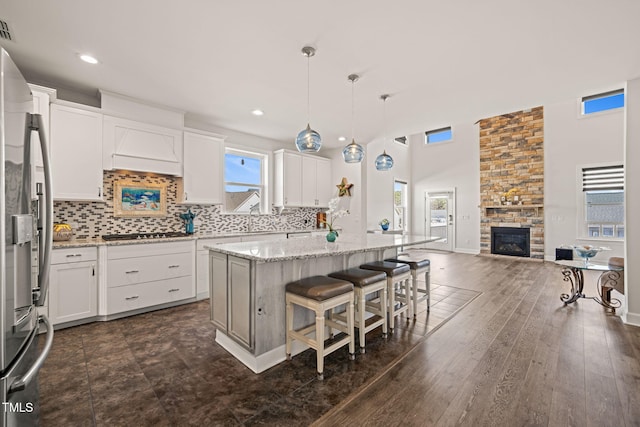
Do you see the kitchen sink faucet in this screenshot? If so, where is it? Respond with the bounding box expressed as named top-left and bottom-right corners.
top-left (248, 203), bottom-right (260, 232)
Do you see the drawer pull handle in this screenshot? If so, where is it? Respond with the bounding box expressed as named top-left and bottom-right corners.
top-left (168, 288), bottom-right (180, 292)
top-left (65, 254), bottom-right (82, 258)
top-left (168, 265), bottom-right (180, 269)
top-left (125, 295), bottom-right (139, 300)
top-left (125, 270), bottom-right (139, 274)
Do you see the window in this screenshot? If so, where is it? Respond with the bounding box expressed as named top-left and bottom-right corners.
top-left (224, 149), bottom-right (267, 213)
top-left (582, 89), bottom-right (624, 115)
top-left (425, 127), bottom-right (452, 144)
top-left (393, 180), bottom-right (408, 231)
top-left (582, 165), bottom-right (624, 239)
top-left (394, 136), bottom-right (407, 145)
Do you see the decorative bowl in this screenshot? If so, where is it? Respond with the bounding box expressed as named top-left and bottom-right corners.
top-left (53, 223), bottom-right (73, 241)
top-left (572, 245), bottom-right (609, 265)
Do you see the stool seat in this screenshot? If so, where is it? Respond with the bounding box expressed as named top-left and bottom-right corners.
top-left (385, 257), bottom-right (430, 270)
top-left (328, 268), bottom-right (387, 287)
top-left (286, 276), bottom-right (354, 301)
top-left (360, 261), bottom-right (410, 276)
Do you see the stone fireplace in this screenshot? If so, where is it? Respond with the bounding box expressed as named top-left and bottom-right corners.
top-left (479, 107), bottom-right (544, 259)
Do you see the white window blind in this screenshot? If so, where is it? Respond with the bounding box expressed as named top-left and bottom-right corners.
top-left (582, 165), bottom-right (624, 192)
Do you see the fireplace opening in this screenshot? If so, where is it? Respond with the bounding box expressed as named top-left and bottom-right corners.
top-left (491, 227), bottom-right (530, 257)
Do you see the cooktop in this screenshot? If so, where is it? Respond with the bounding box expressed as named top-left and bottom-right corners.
top-left (101, 232), bottom-right (191, 241)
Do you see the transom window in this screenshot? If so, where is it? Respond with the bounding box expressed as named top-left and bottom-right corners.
top-left (582, 165), bottom-right (624, 239)
top-left (582, 89), bottom-right (624, 115)
top-left (224, 149), bottom-right (267, 214)
top-left (425, 127), bottom-right (452, 144)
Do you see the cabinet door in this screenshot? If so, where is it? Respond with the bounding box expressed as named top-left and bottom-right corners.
top-left (301, 156), bottom-right (317, 206)
top-left (210, 252), bottom-right (228, 331)
top-left (181, 132), bottom-right (224, 204)
top-left (228, 256), bottom-right (252, 349)
top-left (282, 152), bottom-right (302, 206)
top-left (315, 157), bottom-right (333, 207)
top-left (50, 104), bottom-right (103, 201)
top-left (49, 261), bottom-right (97, 325)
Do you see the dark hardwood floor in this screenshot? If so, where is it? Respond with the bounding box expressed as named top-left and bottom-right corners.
top-left (38, 252), bottom-right (640, 426)
top-left (315, 252), bottom-right (640, 427)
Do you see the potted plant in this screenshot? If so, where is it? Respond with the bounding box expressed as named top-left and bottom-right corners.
top-left (379, 218), bottom-right (390, 231)
top-left (321, 198), bottom-right (349, 242)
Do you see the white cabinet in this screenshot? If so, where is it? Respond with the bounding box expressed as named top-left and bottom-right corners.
top-left (28, 85), bottom-right (56, 200)
top-left (103, 115), bottom-right (183, 176)
top-left (49, 247), bottom-right (98, 325)
top-left (106, 241), bottom-right (195, 315)
top-left (274, 150), bottom-right (332, 207)
top-left (50, 103), bottom-right (103, 201)
top-left (179, 131), bottom-right (225, 204)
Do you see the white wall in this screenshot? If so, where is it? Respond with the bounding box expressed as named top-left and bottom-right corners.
top-left (409, 122), bottom-right (480, 253)
top-left (366, 138), bottom-right (411, 231)
top-left (544, 99), bottom-right (625, 261)
top-left (624, 78), bottom-right (640, 326)
top-left (326, 148), bottom-right (365, 236)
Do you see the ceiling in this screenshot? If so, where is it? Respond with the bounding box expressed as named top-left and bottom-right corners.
top-left (2, 1), bottom-right (640, 148)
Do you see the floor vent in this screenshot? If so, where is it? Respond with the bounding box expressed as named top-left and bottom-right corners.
top-left (0, 20), bottom-right (13, 41)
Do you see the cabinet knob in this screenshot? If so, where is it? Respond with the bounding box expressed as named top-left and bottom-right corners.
top-left (125, 270), bottom-right (139, 274)
top-left (185, 192), bottom-right (188, 201)
top-left (125, 295), bottom-right (139, 301)
top-left (98, 187), bottom-right (102, 197)
top-left (168, 288), bottom-right (180, 293)
top-left (168, 265), bottom-right (180, 269)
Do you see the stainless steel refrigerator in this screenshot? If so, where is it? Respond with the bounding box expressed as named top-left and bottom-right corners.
top-left (1, 47), bottom-right (53, 426)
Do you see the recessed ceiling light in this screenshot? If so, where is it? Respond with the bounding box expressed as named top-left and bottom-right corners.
top-left (338, 136), bottom-right (346, 142)
top-left (79, 54), bottom-right (99, 64)
top-left (251, 109), bottom-right (264, 116)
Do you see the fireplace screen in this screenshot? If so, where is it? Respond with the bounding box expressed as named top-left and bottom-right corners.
top-left (491, 227), bottom-right (530, 257)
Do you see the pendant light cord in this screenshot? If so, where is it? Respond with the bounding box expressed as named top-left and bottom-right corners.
top-left (307, 53), bottom-right (310, 124)
top-left (351, 79), bottom-right (355, 140)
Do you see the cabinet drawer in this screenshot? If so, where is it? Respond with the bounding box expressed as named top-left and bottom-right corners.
top-left (107, 251), bottom-right (192, 288)
top-left (107, 276), bottom-right (194, 315)
top-left (52, 247), bottom-right (98, 264)
top-left (107, 241), bottom-right (193, 259)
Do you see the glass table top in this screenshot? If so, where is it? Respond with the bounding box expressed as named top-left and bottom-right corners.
top-left (555, 259), bottom-right (624, 272)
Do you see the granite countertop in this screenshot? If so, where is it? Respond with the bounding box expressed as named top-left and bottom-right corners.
top-left (51, 227), bottom-right (327, 249)
top-left (205, 234), bottom-right (441, 262)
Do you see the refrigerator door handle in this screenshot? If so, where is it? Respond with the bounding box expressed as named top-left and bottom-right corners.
top-left (28, 113), bottom-right (53, 307)
top-left (9, 315), bottom-right (54, 394)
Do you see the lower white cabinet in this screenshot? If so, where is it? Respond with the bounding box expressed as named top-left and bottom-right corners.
top-left (106, 241), bottom-right (195, 315)
top-left (49, 247), bottom-right (98, 325)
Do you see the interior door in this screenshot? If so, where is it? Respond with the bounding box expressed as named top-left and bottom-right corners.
top-left (424, 191), bottom-right (455, 251)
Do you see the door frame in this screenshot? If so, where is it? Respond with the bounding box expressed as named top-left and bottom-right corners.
top-left (424, 189), bottom-right (456, 251)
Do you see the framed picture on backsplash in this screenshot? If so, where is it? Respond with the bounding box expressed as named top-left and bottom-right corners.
top-left (113, 180), bottom-right (167, 217)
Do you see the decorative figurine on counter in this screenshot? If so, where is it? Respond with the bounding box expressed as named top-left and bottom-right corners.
top-left (179, 208), bottom-right (197, 234)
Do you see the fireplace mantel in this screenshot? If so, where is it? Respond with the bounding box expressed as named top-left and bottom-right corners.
top-left (484, 204), bottom-right (543, 216)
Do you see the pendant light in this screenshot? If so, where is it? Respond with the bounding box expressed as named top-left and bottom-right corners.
top-left (295, 46), bottom-right (321, 153)
top-left (342, 74), bottom-right (365, 163)
top-left (375, 94), bottom-right (394, 171)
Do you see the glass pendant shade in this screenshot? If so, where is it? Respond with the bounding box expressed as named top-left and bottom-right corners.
top-left (342, 138), bottom-right (365, 163)
top-left (295, 124), bottom-right (322, 152)
top-left (375, 150), bottom-right (394, 171)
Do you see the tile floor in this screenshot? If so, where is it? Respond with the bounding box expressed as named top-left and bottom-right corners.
top-left (38, 280), bottom-right (480, 426)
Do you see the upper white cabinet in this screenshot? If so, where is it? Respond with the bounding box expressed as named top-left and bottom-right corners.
top-left (102, 115), bottom-right (183, 176)
top-left (28, 84), bottom-right (56, 200)
top-left (50, 103), bottom-right (104, 201)
top-left (274, 149), bottom-right (331, 208)
top-left (179, 130), bottom-right (225, 204)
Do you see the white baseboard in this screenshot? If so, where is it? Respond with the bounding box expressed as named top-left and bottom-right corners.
top-left (454, 248), bottom-right (480, 255)
top-left (622, 311), bottom-right (640, 327)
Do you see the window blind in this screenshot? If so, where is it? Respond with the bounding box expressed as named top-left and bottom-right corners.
top-left (582, 165), bottom-right (624, 191)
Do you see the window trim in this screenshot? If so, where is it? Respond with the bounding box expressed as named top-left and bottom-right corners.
top-left (223, 147), bottom-right (269, 214)
top-left (424, 126), bottom-right (453, 145)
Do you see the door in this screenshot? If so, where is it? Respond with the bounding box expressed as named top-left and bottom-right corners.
top-left (424, 191), bottom-right (455, 251)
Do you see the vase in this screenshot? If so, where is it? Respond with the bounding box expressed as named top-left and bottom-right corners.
top-left (185, 221), bottom-right (194, 234)
top-left (381, 223), bottom-right (389, 231)
top-left (326, 230), bottom-right (337, 242)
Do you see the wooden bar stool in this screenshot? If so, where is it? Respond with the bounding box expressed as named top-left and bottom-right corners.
top-left (386, 255), bottom-right (431, 317)
top-left (285, 276), bottom-right (355, 380)
top-left (328, 268), bottom-right (388, 353)
top-left (360, 261), bottom-right (411, 333)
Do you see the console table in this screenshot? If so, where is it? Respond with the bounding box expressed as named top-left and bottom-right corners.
top-left (555, 260), bottom-right (624, 312)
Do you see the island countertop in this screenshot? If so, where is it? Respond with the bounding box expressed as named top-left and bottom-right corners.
top-left (204, 234), bottom-right (439, 262)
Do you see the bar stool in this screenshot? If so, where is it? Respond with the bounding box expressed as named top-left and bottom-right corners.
top-left (360, 261), bottom-right (411, 333)
top-left (285, 276), bottom-right (355, 380)
top-left (386, 254), bottom-right (431, 317)
top-left (328, 268), bottom-right (388, 353)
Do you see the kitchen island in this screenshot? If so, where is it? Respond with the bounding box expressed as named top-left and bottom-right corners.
top-left (206, 234), bottom-right (439, 373)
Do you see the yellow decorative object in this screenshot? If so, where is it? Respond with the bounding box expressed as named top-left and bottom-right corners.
top-left (502, 187), bottom-right (520, 202)
top-left (336, 177), bottom-right (353, 197)
top-left (53, 223), bottom-right (73, 241)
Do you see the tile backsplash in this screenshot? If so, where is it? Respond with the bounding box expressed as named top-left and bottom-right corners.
top-left (53, 171), bottom-right (323, 239)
